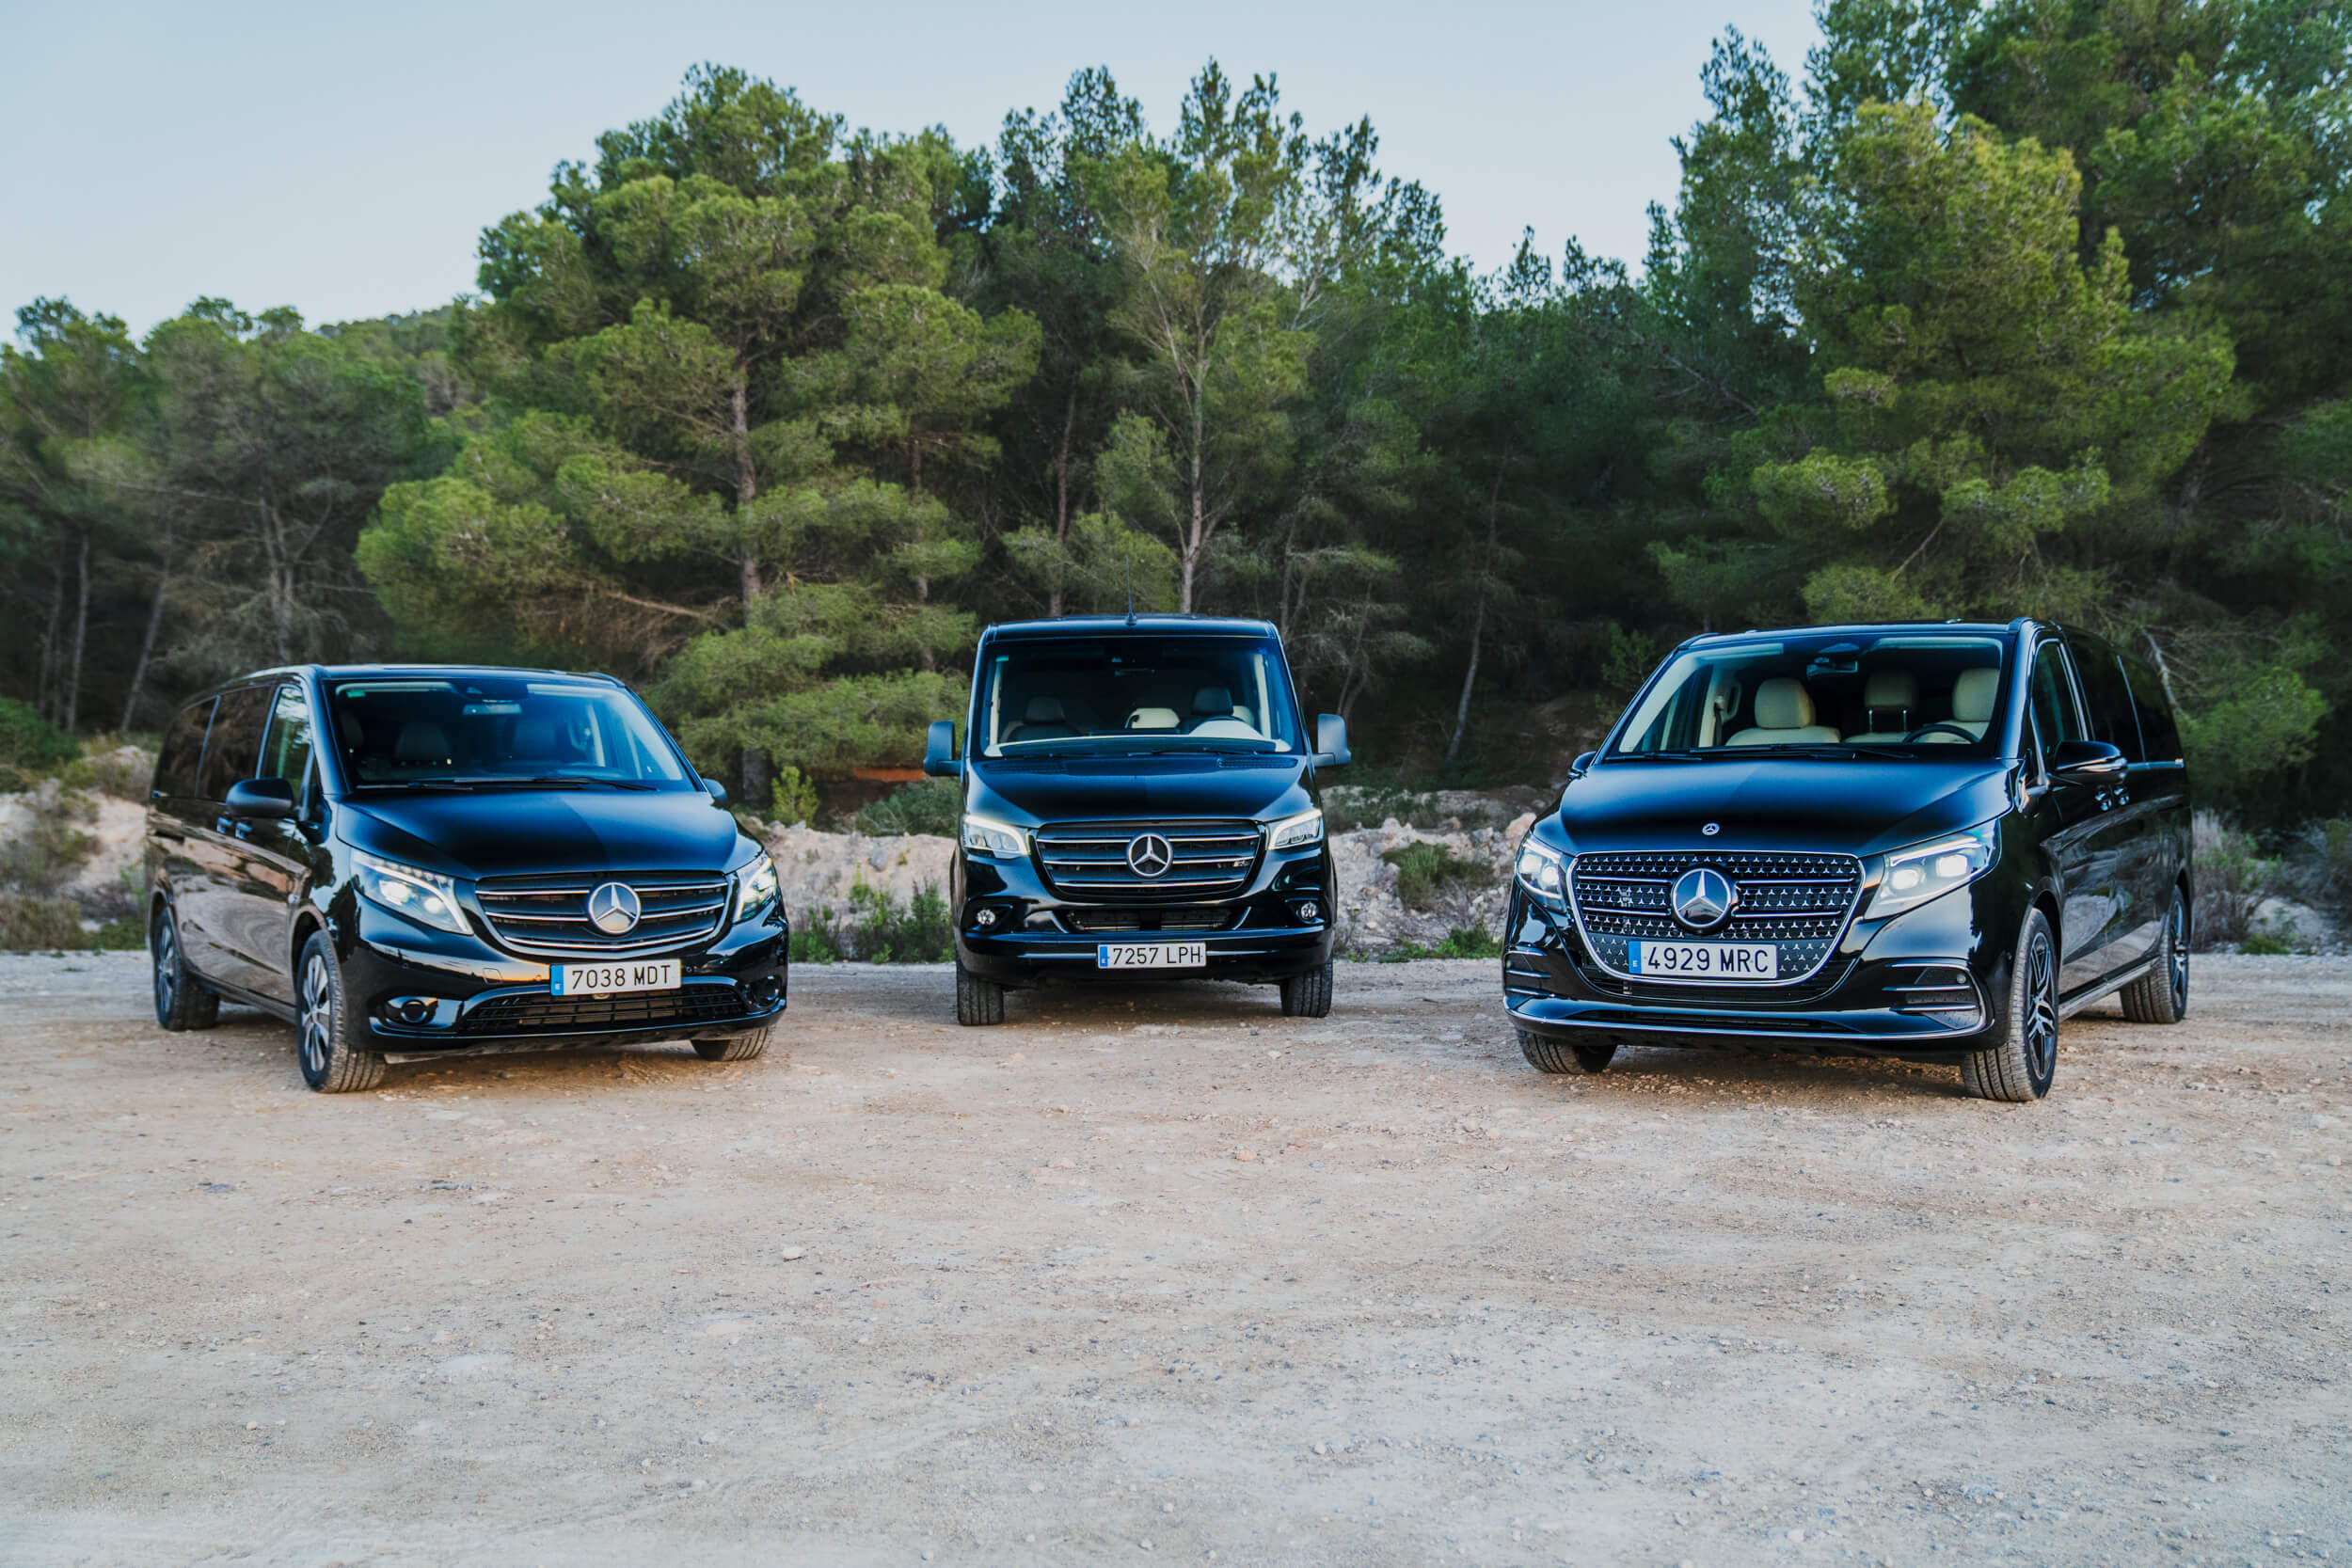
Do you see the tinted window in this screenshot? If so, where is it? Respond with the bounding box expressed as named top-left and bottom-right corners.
top-left (1608, 631), bottom-right (2009, 757)
top-left (197, 686), bottom-right (273, 802)
top-left (2121, 652), bottom-right (2184, 763)
top-left (322, 677), bottom-right (691, 788)
top-left (2069, 635), bottom-right (2142, 762)
top-left (154, 698), bottom-right (214, 799)
top-left (975, 635), bottom-right (1305, 757)
top-left (2026, 641), bottom-right (2088, 764)
top-left (259, 684), bottom-right (315, 787)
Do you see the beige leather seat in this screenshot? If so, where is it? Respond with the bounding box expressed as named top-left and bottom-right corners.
top-left (1926, 667), bottom-right (2001, 741)
top-left (1725, 678), bottom-right (1841, 746)
top-left (1848, 669), bottom-right (1919, 743)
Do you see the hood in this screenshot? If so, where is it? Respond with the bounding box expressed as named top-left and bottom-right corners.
top-left (1555, 757), bottom-right (2011, 857)
top-left (337, 788), bottom-right (747, 878)
top-left (969, 752), bottom-right (1312, 825)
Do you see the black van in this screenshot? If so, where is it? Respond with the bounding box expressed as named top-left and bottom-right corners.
top-left (1503, 620), bottom-right (2190, 1101)
top-left (925, 616), bottom-right (1348, 1024)
top-left (144, 666), bottom-right (787, 1091)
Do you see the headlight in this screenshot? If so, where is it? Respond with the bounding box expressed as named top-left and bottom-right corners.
top-left (351, 849), bottom-right (469, 934)
top-left (1265, 809), bottom-right (1324, 851)
top-left (1867, 824), bottom-right (1998, 918)
top-left (735, 852), bottom-right (779, 917)
top-left (1515, 836), bottom-right (1570, 911)
top-left (961, 816), bottom-right (1028, 859)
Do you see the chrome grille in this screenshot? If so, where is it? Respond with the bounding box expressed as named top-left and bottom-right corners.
top-left (1569, 850), bottom-right (1863, 985)
top-left (1061, 906), bottom-right (1241, 934)
top-left (1032, 820), bottom-right (1260, 900)
top-left (474, 872), bottom-right (730, 958)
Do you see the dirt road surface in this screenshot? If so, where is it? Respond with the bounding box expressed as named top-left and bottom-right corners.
top-left (3, 953), bottom-right (2347, 1566)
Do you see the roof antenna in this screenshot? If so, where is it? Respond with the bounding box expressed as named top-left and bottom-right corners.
top-left (1125, 556), bottom-right (1137, 626)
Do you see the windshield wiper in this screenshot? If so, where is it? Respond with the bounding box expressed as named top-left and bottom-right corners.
top-left (1741, 745), bottom-right (1917, 761)
top-left (1609, 749), bottom-right (1737, 763)
top-left (518, 775), bottom-right (657, 790)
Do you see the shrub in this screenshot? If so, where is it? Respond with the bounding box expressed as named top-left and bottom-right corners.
top-left (791, 880), bottom-right (955, 963)
top-left (0, 698), bottom-right (79, 779)
top-left (768, 767), bottom-right (821, 827)
top-left (1326, 785), bottom-right (1443, 832)
top-left (0, 892), bottom-right (88, 951)
top-left (1378, 924), bottom-right (1505, 961)
top-left (2191, 810), bottom-right (2281, 951)
top-left (1381, 841), bottom-right (1491, 911)
top-left (0, 782), bottom-right (97, 896)
top-left (855, 778), bottom-right (961, 837)
top-left (68, 742), bottom-right (156, 800)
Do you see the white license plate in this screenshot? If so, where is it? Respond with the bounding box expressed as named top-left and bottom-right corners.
top-left (1627, 940), bottom-right (1778, 979)
top-left (550, 958), bottom-right (681, 997)
top-left (1096, 942), bottom-right (1207, 970)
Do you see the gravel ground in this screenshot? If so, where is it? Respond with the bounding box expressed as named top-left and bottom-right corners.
top-left (2, 952), bottom-right (2347, 1566)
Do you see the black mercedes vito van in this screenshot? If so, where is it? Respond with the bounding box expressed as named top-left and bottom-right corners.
top-left (925, 615), bottom-right (1348, 1024)
top-left (144, 666), bottom-right (787, 1091)
top-left (1504, 620), bottom-right (2190, 1101)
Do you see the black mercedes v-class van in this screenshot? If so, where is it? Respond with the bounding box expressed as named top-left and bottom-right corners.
top-left (144, 666), bottom-right (787, 1091)
top-left (1503, 620), bottom-right (2191, 1101)
top-left (925, 615), bottom-right (1349, 1025)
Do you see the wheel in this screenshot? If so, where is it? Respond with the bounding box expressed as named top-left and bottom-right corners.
top-left (2118, 886), bottom-right (2189, 1024)
top-left (1519, 1030), bottom-right (1615, 1074)
top-left (692, 1022), bottom-right (777, 1061)
top-left (294, 932), bottom-right (385, 1093)
top-left (955, 959), bottom-right (1005, 1026)
top-left (1279, 960), bottom-right (1333, 1018)
top-left (1962, 907), bottom-right (2058, 1102)
top-left (151, 904), bottom-right (219, 1031)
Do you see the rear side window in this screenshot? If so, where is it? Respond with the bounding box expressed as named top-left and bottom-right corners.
top-left (153, 698), bottom-right (214, 799)
top-left (2069, 636), bottom-right (2143, 762)
top-left (2121, 652), bottom-right (2184, 764)
top-left (2026, 641), bottom-right (2088, 764)
top-left (259, 683), bottom-right (315, 787)
top-left (197, 686), bottom-right (273, 802)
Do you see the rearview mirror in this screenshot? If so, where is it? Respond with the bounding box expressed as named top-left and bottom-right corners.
top-left (1312, 713), bottom-right (1350, 768)
top-left (923, 720), bottom-right (962, 779)
top-left (225, 777), bottom-right (298, 820)
top-left (702, 776), bottom-right (730, 807)
top-left (2049, 738), bottom-right (2127, 783)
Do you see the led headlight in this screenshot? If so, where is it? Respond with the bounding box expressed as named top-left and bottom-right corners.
top-left (1515, 837), bottom-right (1570, 911)
top-left (960, 816), bottom-right (1028, 859)
top-left (1867, 824), bottom-right (1998, 918)
top-left (1265, 809), bottom-right (1325, 851)
top-left (735, 852), bottom-right (780, 917)
top-left (351, 849), bottom-right (469, 935)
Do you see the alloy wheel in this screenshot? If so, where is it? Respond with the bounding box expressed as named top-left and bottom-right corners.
top-left (299, 951), bottom-right (335, 1079)
top-left (152, 917), bottom-right (178, 1020)
top-left (2168, 897), bottom-right (2189, 1012)
top-left (2023, 928), bottom-right (2058, 1083)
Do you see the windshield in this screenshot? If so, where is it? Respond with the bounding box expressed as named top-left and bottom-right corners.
top-left (324, 677), bottom-right (694, 789)
top-left (976, 635), bottom-right (1304, 757)
top-left (1609, 632), bottom-right (2011, 759)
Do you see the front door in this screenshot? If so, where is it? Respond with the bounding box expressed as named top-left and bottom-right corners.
top-left (213, 682), bottom-right (320, 1006)
top-left (178, 685), bottom-right (273, 988)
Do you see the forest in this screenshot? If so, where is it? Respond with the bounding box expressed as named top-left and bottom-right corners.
top-left (5, 0), bottom-right (2348, 830)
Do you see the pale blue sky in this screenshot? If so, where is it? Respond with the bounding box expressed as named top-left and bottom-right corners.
top-left (3, 0), bottom-right (1821, 335)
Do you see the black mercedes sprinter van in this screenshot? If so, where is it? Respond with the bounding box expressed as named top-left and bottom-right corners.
top-left (1503, 620), bottom-right (2191, 1101)
top-left (144, 666), bottom-right (787, 1091)
top-left (925, 616), bottom-right (1348, 1024)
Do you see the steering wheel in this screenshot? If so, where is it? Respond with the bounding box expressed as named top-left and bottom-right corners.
top-left (1901, 722), bottom-right (1977, 744)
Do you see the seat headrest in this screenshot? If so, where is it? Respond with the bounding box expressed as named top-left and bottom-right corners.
top-left (1752, 678), bottom-right (1816, 731)
top-left (1125, 707), bottom-right (1181, 731)
top-left (1023, 696), bottom-right (1066, 724)
top-left (1191, 686), bottom-right (1233, 717)
top-left (1863, 669), bottom-right (1917, 710)
top-left (394, 721), bottom-right (451, 765)
top-left (1952, 668), bottom-right (1999, 723)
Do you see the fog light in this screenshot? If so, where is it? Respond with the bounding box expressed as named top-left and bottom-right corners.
top-left (1298, 900), bottom-right (1320, 922)
top-left (751, 974), bottom-right (782, 1006)
top-left (974, 907), bottom-right (999, 928)
top-left (386, 996), bottom-right (438, 1025)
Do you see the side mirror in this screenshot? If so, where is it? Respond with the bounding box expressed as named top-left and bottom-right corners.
top-left (225, 777), bottom-right (297, 820)
top-left (1568, 751), bottom-right (1597, 779)
top-left (1312, 713), bottom-right (1351, 768)
top-left (923, 720), bottom-right (962, 779)
top-left (2050, 738), bottom-right (2127, 783)
top-left (703, 777), bottom-right (730, 807)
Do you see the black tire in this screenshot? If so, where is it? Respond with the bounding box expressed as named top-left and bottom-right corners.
top-left (692, 1022), bottom-right (777, 1062)
top-left (955, 960), bottom-right (1005, 1026)
top-left (294, 932), bottom-right (385, 1094)
top-left (1962, 907), bottom-right (2058, 1102)
top-left (2118, 887), bottom-right (2189, 1024)
top-left (1279, 960), bottom-right (1334, 1018)
top-left (1519, 1030), bottom-right (1615, 1074)
top-left (151, 904), bottom-right (219, 1032)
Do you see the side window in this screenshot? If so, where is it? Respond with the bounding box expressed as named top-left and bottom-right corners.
top-left (153, 698), bottom-right (215, 799)
top-left (196, 686), bottom-right (273, 802)
top-left (259, 684), bottom-right (315, 787)
top-left (2026, 641), bottom-right (2088, 766)
top-left (2069, 637), bottom-right (2143, 762)
top-left (2121, 653), bottom-right (2184, 764)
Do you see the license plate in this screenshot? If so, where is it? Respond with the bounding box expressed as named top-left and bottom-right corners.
top-left (550, 958), bottom-right (681, 996)
top-left (1627, 940), bottom-right (1778, 979)
top-left (1096, 942), bottom-right (1207, 970)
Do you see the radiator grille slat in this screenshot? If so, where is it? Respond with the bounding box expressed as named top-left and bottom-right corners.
top-left (1569, 849), bottom-right (1864, 986)
top-left (475, 872), bottom-right (731, 958)
top-left (459, 982), bottom-right (755, 1035)
top-left (1033, 819), bottom-right (1260, 902)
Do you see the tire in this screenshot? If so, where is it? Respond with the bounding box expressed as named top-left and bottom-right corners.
top-left (692, 1022), bottom-right (777, 1062)
top-left (1962, 907), bottom-right (2058, 1103)
top-left (1519, 1030), bottom-right (1615, 1074)
top-left (294, 932), bottom-right (385, 1093)
top-left (2119, 887), bottom-right (2189, 1024)
top-left (151, 904), bottom-right (219, 1032)
top-left (955, 960), bottom-right (1005, 1026)
top-left (1279, 960), bottom-right (1333, 1018)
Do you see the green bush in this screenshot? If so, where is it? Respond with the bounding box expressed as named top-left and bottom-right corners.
top-left (1376, 924), bottom-right (1505, 961)
top-left (0, 785), bottom-right (96, 896)
top-left (769, 767), bottom-right (821, 826)
top-left (2191, 810), bottom-right (2280, 951)
top-left (1326, 785), bottom-right (1443, 832)
top-left (2239, 930), bottom-right (2292, 956)
top-left (0, 698), bottom-right (79, 785)
top-left (0, 892), bottom-right (88, 951)
top-left (855, 778), bottom-right (961, 837)
top-left (1381, 841), bottom-right (1491, 911)
top-left (791, 880), bottom-right (955, 963)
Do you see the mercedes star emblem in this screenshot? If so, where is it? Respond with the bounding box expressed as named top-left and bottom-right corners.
top-left (586, 880), bottom-right (643, 935)
top-left (1670, 866), bottom-right (1737, 931)
top-left (1125, 833), bottom-right (1175, 879)
top-left (1701, 821), bottom-right (1722, 836)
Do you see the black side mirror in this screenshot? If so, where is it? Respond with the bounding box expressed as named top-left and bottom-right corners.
top-left (225, 777), bottom-right (297, 820)
top-left (703, 777), bottom-right (730, 807)
top-left (2050, 738), bottom-right (2127, 783)
top-left (923, 720), bottom-right (962, 779)
top-left (1569, 751), bottom-right (1597, 779)
top-left (1312, 713), bottom-right (1351, 768)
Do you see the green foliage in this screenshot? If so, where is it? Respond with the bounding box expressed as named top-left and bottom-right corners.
top-left (1381, 841), bottom-right (1492, 911)
top-left (1377, 924), bottom-right (1506, 960)
top-left (768, 767), bottom-right (821, 827)
top-left (0, 893), bottom-right (87, 951)
top-left (854, 778), bottom-right (960, 837)
top-left (791, 880), bottom-right (955, 962)
top-left (1324, 785), bottom-right (1442, 832)
top-left (0, 699), bottom-right (79, 784)
top-left (2190, 810), bottom-right (2282, 951)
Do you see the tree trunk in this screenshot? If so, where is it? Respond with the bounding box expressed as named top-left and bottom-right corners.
top-left (64, 532), bottom-right (91, 733)
top-left (1447, 459), bottom-right (1508, 763)
top-left (732, 376), bottom-right (763, 605)
top-left (739, 748), bottom-right (771, 813)
top-left (1048, 385), bottom-right (1077, 617)
top-left (1181, 357), bottom-right (1208, 613)
top-left (37, 547), bottom-right (63, 723)
top-left (122, 554), bottom-right (171, 734)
